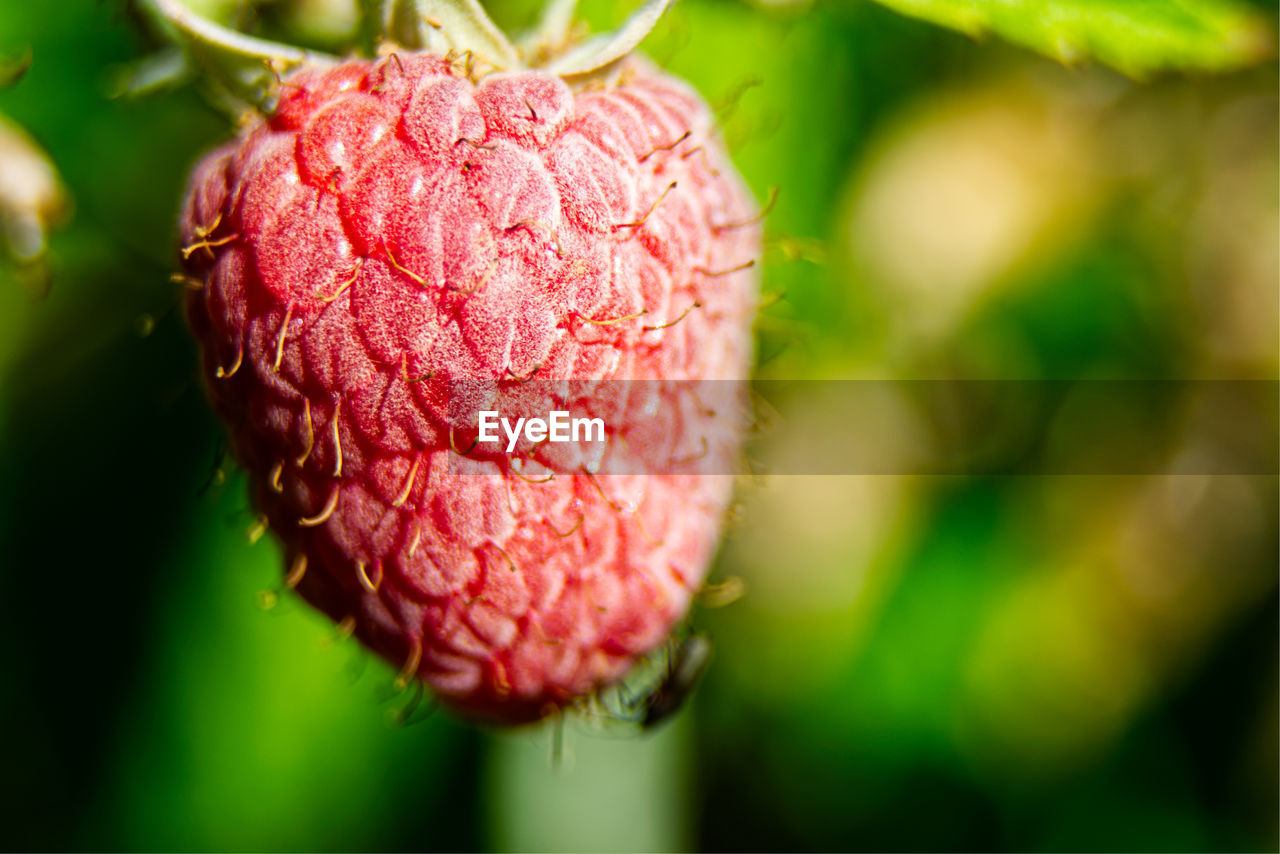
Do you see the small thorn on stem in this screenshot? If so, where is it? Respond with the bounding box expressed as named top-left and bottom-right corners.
top-left (383, 241), bottom-right (426, 286)
top-left (491, 543), bottom-right (517, 572)
top-left (503, 362), bottom-right (541, 383)
top-left (614, 181), bottom-right (676, 231)
top-left (181, 232), bottom-right (238, 259)
top-left (216, 342), bottom-right (244, 379)
top-left (547, 512), bottom-right (585, 538)
top-left (493, 659), bottom-right (512, 696)
top-left (392, 454), bottom-right (422, 508)
top-left (272, 303), bottom-right (294, 372)
top-left (395, 637), bottom-right (423, 690)
top-left (444, 49), bottom-right (478, 81)
top-left (584, 469), bottom-right (625, 514)
top-left (766, 236), bottom-right (828, 265)
top-left (193, 211), bottom-right (222, 238)
top-left (320, 615), bottom-right (357, 648)
top-left (715, 77), bottom-right (762, 122)
top-left (503, 477), bottom-right (518, 516)
top-left (286, 554), bottom-right (308, 589)
top-left (510, 459), bottom-right (555, 484)
top-left (642, 301), bottom-right (700, 331)
top-left (449, 424), bottom-right (479, 457)
top-left (694, 259), bottom-right (755, 278)
top-left (577, 308), bottom-right (648, 327)
top-left (296, 397), bottom-right (314, 466)
top-left (669, 564), bottom-right (694, 593)
top-left (401, 352), bottom-right (435, 384)
top-left (459, 254), bottom-right (498, 297)
top-left (356, 560), bottom-right (382, 593)
top-left (671, 435), bottom-right (710, 467)
top-left (330, 397), bottom-right (345, 478)
top-left (697, 575), bottom-right (746, 608)
top-left (681, 381), bottom-right (717, 418)
top-left (757, 288), bottom-right (787, 312)
top-left (714, 186), bottom-right (778, 232)
top-left (632, 509), bottom-right (664, 547)
top-left (321, 258), bottom-right (363, 302)
top-left (299, 485), bottom-right (340, 527)
top-left (245, 514), bottom-right (268, 544)
top-left (507, 220), bottom-right (563, 257)
top-left (639, 130), bottom-right (691, 162)
top-left (680, 145), bottom-right (720, 177)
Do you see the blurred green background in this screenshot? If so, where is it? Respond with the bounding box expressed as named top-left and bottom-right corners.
top-left (0, 0), bottom-right (1276, 851)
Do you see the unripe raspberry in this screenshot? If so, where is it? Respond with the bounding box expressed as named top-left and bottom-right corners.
top-left (180, 53), bottom-right (759, 724)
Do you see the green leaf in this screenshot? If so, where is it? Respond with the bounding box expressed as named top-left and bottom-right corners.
top-left (864, 0), bottom-right (1273, 76)
top-left (0, 47), bottom-right (31, 89)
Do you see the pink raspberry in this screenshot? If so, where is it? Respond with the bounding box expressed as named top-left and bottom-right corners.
top-left (180, 53), bottom-right (759, 724)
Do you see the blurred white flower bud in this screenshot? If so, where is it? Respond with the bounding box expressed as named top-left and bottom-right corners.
top-left (0, 113), bottom-right (69, 266)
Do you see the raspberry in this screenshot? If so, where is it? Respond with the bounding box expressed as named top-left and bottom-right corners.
top-left (179, 52), bottom-right (759, 724)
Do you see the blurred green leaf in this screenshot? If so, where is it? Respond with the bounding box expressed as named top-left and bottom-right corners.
top-left (0, 47), bottom-right (31, 88)
top-left (863, 0), bottom-right (1273, 75)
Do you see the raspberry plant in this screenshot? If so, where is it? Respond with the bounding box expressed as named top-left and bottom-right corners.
top-left (155, 0), bottom-right (760, 724)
